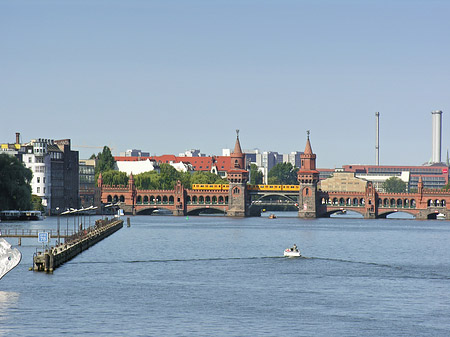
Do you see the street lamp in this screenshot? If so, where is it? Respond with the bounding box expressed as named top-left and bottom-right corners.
top-left (60, 209), bottom-right (71, 242)
top-left (56, 207), bottom-right (60, 245)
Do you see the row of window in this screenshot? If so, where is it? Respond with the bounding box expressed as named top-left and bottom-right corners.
top-left (36, 187), bottom-right (46, 194)
top-left (36, 177), bottom-right (46, 184)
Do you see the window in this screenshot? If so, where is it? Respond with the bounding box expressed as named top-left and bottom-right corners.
top-left (37, 187), bottom-right (40, 193)
top-left (37, 177), bottom-right (40, 183)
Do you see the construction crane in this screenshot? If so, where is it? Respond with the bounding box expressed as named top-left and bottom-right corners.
top-left (73, 145), bottom-right (115, 151)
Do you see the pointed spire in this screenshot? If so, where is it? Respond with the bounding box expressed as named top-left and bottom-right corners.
top-left (304, 130), bottom-right (313, 154)
top-left (233, 129), bottom-right (242, 154)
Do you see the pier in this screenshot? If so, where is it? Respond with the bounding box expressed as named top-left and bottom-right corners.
top-left (32, 218), bottom-right (123, 273)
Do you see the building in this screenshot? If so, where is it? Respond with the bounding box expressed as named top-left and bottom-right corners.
top-left (178, 149), bottom-right (205, 157)
top-left (1, 133), bottom-right (79, 214)
top-left (244, 149), bottom-right (303, 184)
top-left (79, 159), bottom-right (101, 209)
top-left (119, 149), bottom-right (150, 157)
top-left (339, 164), bottom-right (449, 191)
top-left (114, 155), bottom-right (232, 178)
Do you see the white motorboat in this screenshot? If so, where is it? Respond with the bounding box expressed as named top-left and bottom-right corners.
top-left (0, 238), bottom-right (22, 280)
top-left (284, 245), bottom-right (301, 257)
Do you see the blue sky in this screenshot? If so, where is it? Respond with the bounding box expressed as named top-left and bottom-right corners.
top-left (1, 0), bottom-right (449, 168)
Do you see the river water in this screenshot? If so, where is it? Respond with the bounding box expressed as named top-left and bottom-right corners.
top-left (1, 212), bottom-right (449, 336)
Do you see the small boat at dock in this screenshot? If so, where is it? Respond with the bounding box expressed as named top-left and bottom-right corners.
top-left (0, 210), bottom-right (43, 221)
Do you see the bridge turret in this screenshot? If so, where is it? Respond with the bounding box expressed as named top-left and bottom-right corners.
top-left (298, 131), bottom-right (320, 218)
top-left (227, 131), bottom-right (249, 216)
top-left (418, 176), bottom-right (423, 195)
top-left (97, 172), bottom-right (103, 188)
top-left (230, 129), bottom-right (245, 170)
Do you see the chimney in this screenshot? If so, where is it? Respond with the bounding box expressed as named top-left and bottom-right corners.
top-left (431, 110), bottom-right (443, 163)
top-left (15, 132), bottom-right (20, 144)
top-left (375, 112), bottom-right (380, 166)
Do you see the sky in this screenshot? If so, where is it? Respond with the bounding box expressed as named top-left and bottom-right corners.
top-left (1, 0), bottom-right (449, 168)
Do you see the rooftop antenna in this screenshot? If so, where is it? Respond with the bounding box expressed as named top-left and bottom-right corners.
top-left (375, 112), bottom-right (380, 166)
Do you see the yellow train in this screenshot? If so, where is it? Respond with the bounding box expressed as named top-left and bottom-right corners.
top-left (191, 184), bottom-right (229, 190)
top-left (247, 184), bottom-right (300, 191)
top-left (191, 184), bottom-right (299, 191)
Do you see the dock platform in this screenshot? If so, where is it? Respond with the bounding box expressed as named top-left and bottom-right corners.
top-left (33, 218), bottom-right (123, 273)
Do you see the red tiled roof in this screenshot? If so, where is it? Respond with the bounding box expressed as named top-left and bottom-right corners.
top-left (114, 155), bottom-right (233, 172)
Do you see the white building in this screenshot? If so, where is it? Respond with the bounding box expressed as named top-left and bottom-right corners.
top-left (22, 139), bottom-right (54, 208)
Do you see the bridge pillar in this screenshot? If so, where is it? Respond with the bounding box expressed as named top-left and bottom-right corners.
top-left (227, 178), bottom-right (249, 217)
top-left (172, 180), bottom-right (187, 216)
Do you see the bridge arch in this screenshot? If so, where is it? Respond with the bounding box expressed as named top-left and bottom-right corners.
top-left (378, 209), bottom-right (417, 218)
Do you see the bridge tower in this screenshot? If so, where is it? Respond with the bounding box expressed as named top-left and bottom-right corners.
top-left (298, 131), bottom-right (320, 218)
top-left (364, 181), bottom-right (377, 218)
top-left (173, 180), bottom-right (186, 216)
top-left (227, 130), bottom-right (249, 217)
top-left (128, 173), bottom-right (137, 215)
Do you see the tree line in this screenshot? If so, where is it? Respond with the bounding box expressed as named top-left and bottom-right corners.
top-left (94, 146), bottom-right (227, 189)
top-left (95, 147), bottom-right (301, 188)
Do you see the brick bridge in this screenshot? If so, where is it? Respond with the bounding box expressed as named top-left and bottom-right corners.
top-left (99, 132), bottom-right (450, 220)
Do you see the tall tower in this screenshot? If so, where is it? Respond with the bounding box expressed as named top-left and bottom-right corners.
top-left (227, 130), bottom-right (249, 217)
top-left (297, 131), bottom-right (320, 218)
top-left (431, 110), bottom-right (443, 163)
top-left (375, 112), bottom-right (380, 166)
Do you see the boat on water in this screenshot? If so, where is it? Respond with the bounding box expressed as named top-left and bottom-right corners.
top-left (0, 238), bottom-right (22, 280)
top-left (0, 210), bottom-right (43, 221)
top-left (284, 244), bottom-right (301, 257)
top-left (436, 213), bottom-right (446, 220)
top-left (268, 214), bottom-right (277, 219)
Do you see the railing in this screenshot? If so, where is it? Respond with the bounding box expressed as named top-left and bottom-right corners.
top-left (0, 228), bottom-right (74, 238)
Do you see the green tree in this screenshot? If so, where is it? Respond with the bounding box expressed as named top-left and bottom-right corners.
top-left (101, 170), bottom-right (128, 186)
top-left (31, 194), bottom-right (45, 212)
top-left (95, 146), bottom-right (115, 174)
top-left (249, 164), bottom-right (263, 185)
top-left (134, 171), bottom-right (161, 190)
top-left (382, 177), bottom-right (406, 193)
top-left (191, 171), bottom-right (227, 185)
top-left (0, 154), bottom-right (32, 210)
top-left (268, 162), bottom-right (299, 185)
top-left (159, 163), bottom-right (180, 189)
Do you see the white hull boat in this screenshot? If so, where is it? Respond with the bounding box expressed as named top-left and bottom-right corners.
top-left (0, 238), bottom-right (22, 280)
top-left (284, 248), bottom-right (301, 257)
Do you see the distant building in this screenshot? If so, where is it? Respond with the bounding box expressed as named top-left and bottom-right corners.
top-left (319, 172), bottom-right (368, 193)
top-left (319, 164), bottom-right (449, 191)
top-left (115, 158), bottom-right (161, 175)
top-left (114, 154), bottom-right (232, 178)
top-left (119, 149), bottom-right (150, 157)
top-left (178, 149), bottom-right (205, 157)
top-left (243, 149), bottom-right (302, 184)
top-left (79, 159), bottom-right (100, 209)
top-left (0, 134), bottom-right (79, 214)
